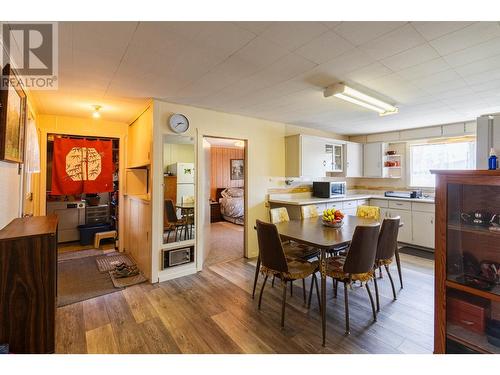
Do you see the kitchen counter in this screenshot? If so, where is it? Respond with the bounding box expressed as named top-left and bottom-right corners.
top-left (268, 193), bottom-right (434, 206)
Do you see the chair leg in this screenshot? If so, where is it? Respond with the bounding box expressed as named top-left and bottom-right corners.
top-left (308, 275), bottom-right (314, 308)
top-left (272, 275), bottom-right (275, 288)
top-left (302, 278), bottom-right (307, 305)
top-left (166, 229), bottom-right (171, 243)
top-left (281, 281), bottom-right (287, 328)
top-left (314, 273), bottom-right (322, 313)
top-left (395, 247), bottom-right (403, 289)
top-left (366, 281), bottom-right (377, 322)
top-left (373, 273), bottom-right (380, 312)
top-left (333, 278), bottom-right (338, 298)
top-left (290, 280), bottom-right (293, 296)
top-left (258, 274), bottom-right (268, 310)
top-left (384, 265), bottom-right (397, 301)
top-left (379, 266), bottom-right (383, 279)
top-left (252, 256), bottom-right (261, 299)
top-left (344, 281), bottom-right (350, 335)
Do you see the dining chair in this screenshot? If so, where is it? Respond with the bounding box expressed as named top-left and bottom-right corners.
top-left (373, 216), bottom-right (400, 311)
top-left (255, 220), bottom-right (321, 327)
top-left (164, 199), bottom-right (188, 242)
top-left (356, 204), bottom-right (382, 278)
top-left (251, 207), bottom-right (319, 299)
top-left (325, 224), bottom-right (380, 335)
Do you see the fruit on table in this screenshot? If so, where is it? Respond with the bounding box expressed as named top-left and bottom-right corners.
top-left (322, 208), bottom-right (344, 223)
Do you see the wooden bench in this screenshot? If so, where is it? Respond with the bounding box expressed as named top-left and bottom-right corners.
top-left (94, 230), bottom-right (117, 248)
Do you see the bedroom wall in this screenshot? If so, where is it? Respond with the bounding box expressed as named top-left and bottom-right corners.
top-left (210, 146), bottom-right (244, 200)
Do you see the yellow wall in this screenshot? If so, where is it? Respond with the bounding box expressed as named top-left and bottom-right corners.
top-left (163, 143), bottom-right (195, 172)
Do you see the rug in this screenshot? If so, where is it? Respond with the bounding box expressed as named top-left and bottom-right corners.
top-left (95, 253), bottom-right (135, 272)
top-left (57, 255), bottom-right (121, 307)
top-left (109, 271), bottom-right (147, 288)
top-left (399, 246), bottom-right (434, 260)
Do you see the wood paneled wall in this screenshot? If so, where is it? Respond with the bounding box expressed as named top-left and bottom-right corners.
top-left (210, 146), bottom-right (244, 200)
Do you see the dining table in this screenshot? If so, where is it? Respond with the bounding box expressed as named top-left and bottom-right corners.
top-left (273, 215), bottom-right (380, 346)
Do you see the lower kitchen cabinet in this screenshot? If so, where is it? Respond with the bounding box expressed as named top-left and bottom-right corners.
top-left (411, 211), bottom-right (435, 248)
top-left (387, 208), bottom-right (413, 243)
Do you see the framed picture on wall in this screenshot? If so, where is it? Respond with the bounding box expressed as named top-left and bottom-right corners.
top-left (230, 159), bottom-right (244, 180)
top-left (0, 64), bottom-right (27, 163)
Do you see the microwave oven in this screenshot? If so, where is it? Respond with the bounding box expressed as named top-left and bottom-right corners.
top-left (312, 181), bottom-right (346, 198)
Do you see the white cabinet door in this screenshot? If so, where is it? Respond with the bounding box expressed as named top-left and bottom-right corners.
top-left (345, 142), bottom-right (363, 177)
top-left (343, 208), bottom-right (357, 216)
top-left (388, 208), bottom-right (412, 243)
top-left (363, 142), bottom-right (383, 177)
top-left (332, 144), bottom-right (343, 172)
top-left (380, 208), bottom-right (389, 220)
top-left (411, 211), bottom-right (435, 249)
top-left (301, 136), bottom-right (331, 178)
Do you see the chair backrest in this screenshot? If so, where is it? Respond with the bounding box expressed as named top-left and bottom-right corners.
top-left (376, 216), bottom-right (400, 261)
top-left (165, 199), bottom-right (179, 222)
top-left (356, 205), bottom-right (380, 220)
top-left (269, 207), bottom-right (290, 224)
top-left (255, 220), bottom-right (288, 273)
top-left (301, 204), bottom-right (319, 219)
top-left (182, 195), bottom-right (195, 204)
top-left (343, 224), bottom-right (380, 275)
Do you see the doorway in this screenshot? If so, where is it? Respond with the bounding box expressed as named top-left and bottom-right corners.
top-left (203, 137), bottom-right (247, 267)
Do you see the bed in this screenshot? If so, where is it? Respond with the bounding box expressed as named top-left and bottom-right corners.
top-left (216, 187), bottom-right (244, 225)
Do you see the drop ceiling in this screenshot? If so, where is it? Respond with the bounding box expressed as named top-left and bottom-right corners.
top-left (29, 21), bottom-right (500, 135)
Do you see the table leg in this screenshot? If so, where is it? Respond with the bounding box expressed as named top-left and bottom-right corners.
top-left (321, 248), bottom-right (326, 346)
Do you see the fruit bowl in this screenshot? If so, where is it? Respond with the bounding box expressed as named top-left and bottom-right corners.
top-left (322, 220), bottom-right (343, 228)
top-left (322, 208), bottom-right (345, 228)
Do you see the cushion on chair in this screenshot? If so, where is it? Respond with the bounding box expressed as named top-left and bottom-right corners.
top-left (325, 255), bottom-right (374, 282)
top-left (356, 205), bottom-right (381, 220)
top-left (283, 242), bottom-right (320, 260)
top-left (375, 257), bottom-right (393, 267)
top-left (261, 259), bottom-right (319, 281)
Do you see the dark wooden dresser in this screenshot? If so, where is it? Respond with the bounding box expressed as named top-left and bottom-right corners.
top-left (0, 215), bottom-right (58, 353)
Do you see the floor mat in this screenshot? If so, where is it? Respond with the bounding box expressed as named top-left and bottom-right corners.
top-left (109, 271), bottom-right (147, 288)
top-left (399, 246), bottom-right (434, 260)
top-left (95, 253), bottom-right (135, 272)
top-left (57, 255), bottom-right (121, 307)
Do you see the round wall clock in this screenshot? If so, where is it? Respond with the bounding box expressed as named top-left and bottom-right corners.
top-left (169, 113), bottom-right (190, 134)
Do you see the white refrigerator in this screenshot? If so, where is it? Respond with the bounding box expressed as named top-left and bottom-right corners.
top-left (169, 162), bottom-right (195, 204)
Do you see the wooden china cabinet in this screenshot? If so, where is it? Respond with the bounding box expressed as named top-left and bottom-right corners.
top-left (433, 170), bottom-right (500, 354)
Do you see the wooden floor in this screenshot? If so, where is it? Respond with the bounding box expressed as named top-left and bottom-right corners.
top-left (55, 253), bottom-right (434, 354)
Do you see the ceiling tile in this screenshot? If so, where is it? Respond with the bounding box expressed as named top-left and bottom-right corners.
top-left (333, 22), bottom-right (407, 46)
top-left (395, 57), bottom-right (450, 81)
top-left (453, 54), bottom-right (500, 77)
top-left (443, 36), bottom-right (500, 67)
top-left (430, 22), bottom-right (500, 56)
top-left (294, 31), bottom-right (354, 64)
top-left (358, 24), bottom-right (427, 60)
top-left (380, 43), bottom-right (440, 71)
top-left (234, 22), bottom-right (273, 35)
top-left (411, 21), bottom-right (474, 41)
top-left (260, 22), bottom-right (328, 51)
top-left (343, 62), bottom-right (393, 84)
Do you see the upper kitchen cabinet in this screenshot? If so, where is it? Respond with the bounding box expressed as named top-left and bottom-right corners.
top-left (127, 106), bottom-right (153, 168)
top-left (285, 134), bottom-right (344, 178)
top-left (363, 142), bottom-right (383, 177)
top-left (345, 142), bottom-right (363, 177)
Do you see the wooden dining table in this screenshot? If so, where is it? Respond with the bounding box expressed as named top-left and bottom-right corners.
top-left (273, 215), bottom-right (380, 346)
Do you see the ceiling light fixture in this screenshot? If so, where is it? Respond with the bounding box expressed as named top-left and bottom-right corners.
top-left (324, 83), bottom-right (398, 116)
top-left (92, 105), bottom-right (102, 118)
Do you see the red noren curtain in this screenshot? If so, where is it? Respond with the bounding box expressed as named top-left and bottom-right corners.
top-left (51, 137), bottom-right (114, 195)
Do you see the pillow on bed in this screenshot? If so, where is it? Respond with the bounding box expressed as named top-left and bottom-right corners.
top-left (221, 187), bottom-right (244, 198)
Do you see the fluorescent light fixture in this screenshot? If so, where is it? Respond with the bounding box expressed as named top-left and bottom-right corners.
top-left (324, 83), bottom-right (398, 116)
top-left (92, 105), bottom-right (102, 118)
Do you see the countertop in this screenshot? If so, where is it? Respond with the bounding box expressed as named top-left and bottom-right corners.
top-left (268, 193), bottom-right (435, 206)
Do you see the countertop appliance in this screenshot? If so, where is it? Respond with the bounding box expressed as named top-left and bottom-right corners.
top-left (384, 190), bottom-right (423, 199)
top-left (313, 181), bottom-right (346, 198)
top-left (46, 200), bottom-right (86, 243)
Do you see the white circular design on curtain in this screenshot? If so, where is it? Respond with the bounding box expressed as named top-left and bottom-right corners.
top-left (65, 147), bottom-right (102, 181)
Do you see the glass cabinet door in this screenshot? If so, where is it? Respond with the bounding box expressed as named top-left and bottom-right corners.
top-left (446, 182), bottom-right (500, 353)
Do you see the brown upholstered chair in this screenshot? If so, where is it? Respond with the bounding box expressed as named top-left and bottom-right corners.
top-left (325, 224), bottom-right (380, 335)
top-left (373, 217), bottom-right (400, 311)
top-left (255, 220), bottom-right (321, 327)
top-left (251, 207), bottom-right (319, 298)
top-left (164, 200), bottom-right (188, 242)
